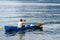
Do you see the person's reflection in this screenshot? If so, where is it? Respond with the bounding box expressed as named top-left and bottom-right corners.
top-left (18, 31), bottom-right (25, 40)
top-left (17, 18), bottom-right (26, 40)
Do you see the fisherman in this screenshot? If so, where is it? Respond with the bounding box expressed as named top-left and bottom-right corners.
top-left (17, 18), bottom-right (26, 28)
top-left (18, 18), bottom-right (43, 31)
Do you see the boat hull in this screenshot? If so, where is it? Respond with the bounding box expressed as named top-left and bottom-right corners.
top-left (4, 25), bottom-right (35, 32)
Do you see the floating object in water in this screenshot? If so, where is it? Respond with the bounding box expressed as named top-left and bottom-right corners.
top-left (4, 25), bottom-right (35, 36)
top-left (4, 25), bottom-right (35, 32)
top-left (4, 24), bottom-right (43, 34)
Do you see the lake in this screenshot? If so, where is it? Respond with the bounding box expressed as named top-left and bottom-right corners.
top-left (0, 0), bottom-right (60, 40)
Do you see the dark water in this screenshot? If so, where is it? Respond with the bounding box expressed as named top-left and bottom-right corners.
top-left (0, 0), bottom-right (60, 40)
top-left (0, 0), bottom-right (60, 3)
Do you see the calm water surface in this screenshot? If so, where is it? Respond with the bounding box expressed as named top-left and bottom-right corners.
top-left (0, 0), bottom-right (60, 40)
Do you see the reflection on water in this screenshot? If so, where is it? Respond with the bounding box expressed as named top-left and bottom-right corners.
top-left (0, 0), bottom-right (60, 40)
top-left (18, 31), bottom-right (25, 40)
top-left (0, 24), bottom-right (59, 40)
